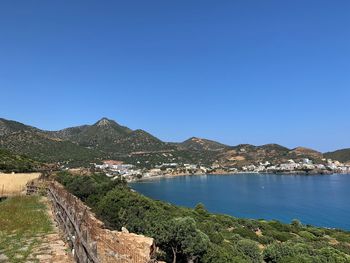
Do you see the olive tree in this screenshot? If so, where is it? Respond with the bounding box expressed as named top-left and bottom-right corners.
top-left (157, 217), bottom-right (210, 263)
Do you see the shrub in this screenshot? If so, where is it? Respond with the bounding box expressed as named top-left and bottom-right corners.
top-left (202, 243), bottom-right (249, 263)
top-left (234, 227), bottom-right (259, 241)
top-left (236, 239), bottom-right (262, 263)
top-left (267, 230), bottom-right (293, 242)
top-left (195, 203), bottom-right (208, 216)
top-left (299, 231), bottom-right (317, 241)
top-left (279, 255), bottom-right (314, 263)
top-left (258, 235), bottom-right (275, 245)
top-left (263, 243), bottom-right (295, 263)
top-left (291, 219), bottom-right (302, 229)
top-left (268, 221), bottom-right (292, 232)
top-left (331, 232), bottom-right (350, 243)
top-left (317, 247), bottom-right (350, 262)
top-left (307, 227), bottom-right (325, 237)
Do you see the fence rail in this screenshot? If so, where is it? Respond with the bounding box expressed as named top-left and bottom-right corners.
top-left (48, 186), bottom-right (99, 262)
top-left (47, 181), bottom-right (155, 263)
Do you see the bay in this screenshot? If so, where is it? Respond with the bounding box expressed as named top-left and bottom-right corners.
top-left (130, 173), bottom-right (350, 230)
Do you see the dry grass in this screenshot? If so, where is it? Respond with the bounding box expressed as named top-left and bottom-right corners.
top-left (0, 173), bottom-right (41, 197)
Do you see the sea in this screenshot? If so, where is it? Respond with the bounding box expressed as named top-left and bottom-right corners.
top-left (130, 173), bottom-right (350, 230)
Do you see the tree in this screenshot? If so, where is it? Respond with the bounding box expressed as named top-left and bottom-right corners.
top-left (263, 242), bottom-right (294, 263)
top-left (291, 219), bottom-right (302, 229)
top-left (236, 239), bottom-right (262, 263)
top-left (195, 203), bottom-right (208, 216)
top-left (202, 243), bottom-right (250, 263)
top-left (158, 217), bottom-right (210, 263)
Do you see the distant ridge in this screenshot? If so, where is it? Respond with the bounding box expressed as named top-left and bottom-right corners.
top-left (0, 118), bottom-right (38, 136)
top-left (324, 148), bottom-right (350, 163)
top-left (0, 117), bottom-right (346, 167)
top-left (179, 137), bottom-right (229, 151)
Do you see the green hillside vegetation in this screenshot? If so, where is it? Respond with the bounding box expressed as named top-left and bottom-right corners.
top-left (56, 172), bottom-right (350, 263)
top-left (50, 118), bottom-right (172, 154)
top-left (325, 149), bottom-right (350, 163)
top-left (0, 148), bottom-right (41, 172)
top-left (0, 118), bottom-right (38, 136)
top-left (179, 137), bottom-right (229, 151)
top-left (0, 131), bottom-right (103, 164)
top-left (0, 117), bottom-right (343, 167)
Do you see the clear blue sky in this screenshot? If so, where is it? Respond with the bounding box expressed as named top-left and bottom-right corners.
top-left (0, 1), bottom-right (349, 152)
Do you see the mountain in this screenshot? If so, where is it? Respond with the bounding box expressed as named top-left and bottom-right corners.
top-left (50, 118), bottom-right (172, 154)
top-left (0, 118), bottom-right (38, 136)
top-left (217, 143), bottom-right (289, 166)
top-left (324, 148), bottom-right (350, 163)
top-left (0, 130), bottom-right (102, 163)
top-left (117, 129), bottom-right (170, 153)
top-left (0, 117), bottom-right (173, 166)
top-left (290, 147), bottom-right (323, 160)
top-left (0, 117), bottom-right (336, 167)
top-left (0, 148), bottom-right (41, 172)
top-left (179, 137), bottom-right (229, 151)
top-left (50, 118), bottom-right (131, 146)
top-left (216, 144), bottom-right (325, 167)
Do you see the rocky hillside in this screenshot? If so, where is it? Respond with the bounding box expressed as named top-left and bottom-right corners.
top-left (0, 130), bottom-right (102, 163)
top-left (179, 137), bottom-right (229, 151)
top-left (49, 118), bottom-right (132, 147)
top-left (0, 148), bottom-right (41, 172)
top-left (49, 118), bottom-right (173, 154)
top-left (0, 118), bottom-right (38, 136)
top-left (215, 144), bottom-right (322, 167)
top-left (0, 117), bottom-right (341, 167)
top-left (324, 148), bottom-right (350, 163)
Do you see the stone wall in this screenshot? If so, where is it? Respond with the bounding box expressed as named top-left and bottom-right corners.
top-left (47, 181), bottom-right (156, 263)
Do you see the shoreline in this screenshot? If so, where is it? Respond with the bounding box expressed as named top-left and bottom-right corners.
top-left (130, 171), bottom-right (349, 182)
top-left (128, 173), bottom-right (350, 231)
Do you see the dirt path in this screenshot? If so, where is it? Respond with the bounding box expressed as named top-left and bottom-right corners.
top-left (25, 198), bottom-right (75, 263)
top-left (0, 196), bottom-right (74, 263)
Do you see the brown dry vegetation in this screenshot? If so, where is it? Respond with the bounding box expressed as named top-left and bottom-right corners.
top-left (0, 173), bottom-right (40, 196)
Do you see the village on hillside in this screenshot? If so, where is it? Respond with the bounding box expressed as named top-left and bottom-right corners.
top-left (90, 158), bottom-right (350, 182)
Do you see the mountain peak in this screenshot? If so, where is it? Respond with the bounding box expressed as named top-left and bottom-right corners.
top-left (95, 117), bottom-right (115, 127)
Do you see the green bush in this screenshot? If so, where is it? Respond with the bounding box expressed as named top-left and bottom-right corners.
top-left (317, 247), bottom-right (350, 262)
top-left (291, 219), bottom-right (302, 229)
top-left (307, 227), bottom-right (325, 237)
top-left (279, 255), bottom-right (314, 263)
top-left (236, 239), bottom-right (262, 263)
top-left (233, 227), bottom-right (259, 241)
top-left (202, 243), bottom-right (249, 263)
top-left (268, 221), bottom-right (292, 232)
top-left (267, 230), bottom-right (293, 242)
top-left (299, 231), bottom-right (317, 241)
top-left (331, 232), bottom-right (350, 243)
top-left (258, 235), bottom-right (275, 245)
top-left (263, 243), bottom-right (295, 263)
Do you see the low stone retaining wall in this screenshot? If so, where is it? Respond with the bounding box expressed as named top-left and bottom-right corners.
top-left (47, 181), bottom-right (156, 263)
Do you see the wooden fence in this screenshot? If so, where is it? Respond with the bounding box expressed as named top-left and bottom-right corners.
top-left (47, 181), bottom-right (156, 263)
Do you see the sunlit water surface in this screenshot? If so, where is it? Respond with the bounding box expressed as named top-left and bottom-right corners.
top-left (130, 174), bottom-right (350, 230)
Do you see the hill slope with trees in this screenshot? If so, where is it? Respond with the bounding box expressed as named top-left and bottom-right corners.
top-left (325, 148), bottom-right (350, 163)
top-left (0, 148), bottom-right (41, 172)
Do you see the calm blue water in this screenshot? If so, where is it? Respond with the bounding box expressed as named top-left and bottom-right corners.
top-left (130, 174), bottom-right (350, 230)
